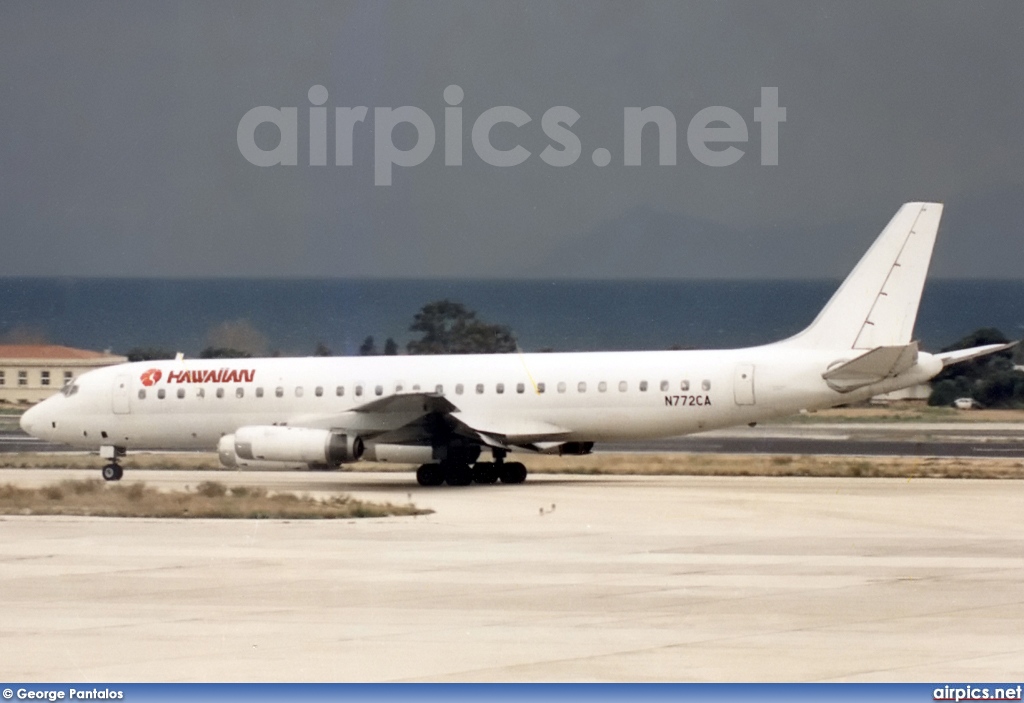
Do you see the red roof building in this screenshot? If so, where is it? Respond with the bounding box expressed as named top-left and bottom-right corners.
top-left (0, 345), bottom-right (127, 405)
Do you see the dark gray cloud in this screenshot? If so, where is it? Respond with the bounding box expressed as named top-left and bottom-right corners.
top-left (2, 1), bottom-right (1023, 278)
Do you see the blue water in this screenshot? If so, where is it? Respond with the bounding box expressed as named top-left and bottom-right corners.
top-left (0, 279), bottom-right (1021, 356)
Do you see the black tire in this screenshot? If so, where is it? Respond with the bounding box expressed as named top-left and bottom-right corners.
top-left (114, 465), bottom-right (124, 480)
top-left (416, 463), bottom-right (444, 487)
top-left (499, 462), bottom-right (527, 484)
top-left (473, 462), bottom-right (499, 484)
top-left (444, 463), bottom-right (473, 486)
top-left (101, 464), bottom-right (121, 482)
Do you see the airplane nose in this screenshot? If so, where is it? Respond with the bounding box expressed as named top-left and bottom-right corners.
top-left (20, 404), bottom-right (40, 436)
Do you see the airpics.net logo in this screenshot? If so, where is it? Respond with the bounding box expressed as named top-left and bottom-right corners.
top-left (237, 85), bottom-right (786, 185)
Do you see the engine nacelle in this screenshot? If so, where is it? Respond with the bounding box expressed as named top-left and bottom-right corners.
top-left (217, 434), bottom-right (307, 469)
top-left (232, 426), bottom-right (364, 465)
top-left (361, 443), bottom-right (436, 464)
top-left (538, 441), bottom-right (594, 455)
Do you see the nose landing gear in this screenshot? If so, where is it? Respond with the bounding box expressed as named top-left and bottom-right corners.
top-left (99, 445), bottom-right (126, 481)
top-left (101, 463), bottom-right (124, 481)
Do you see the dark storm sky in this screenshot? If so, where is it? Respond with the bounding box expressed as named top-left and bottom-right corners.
top-left (2, 1), bottom-right (1023, 279)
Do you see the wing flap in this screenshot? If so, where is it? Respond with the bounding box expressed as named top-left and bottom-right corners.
top-left (450, 411), bottom-right (572, 445)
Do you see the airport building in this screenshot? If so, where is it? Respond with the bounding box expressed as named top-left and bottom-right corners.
top-left (0, 345), bottom-right (127, 405)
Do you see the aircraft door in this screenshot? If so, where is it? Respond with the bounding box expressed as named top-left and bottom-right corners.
top-left (733, 364), bottom-right (755, 405)
top-left (112, 374), bottom-right (131, 415)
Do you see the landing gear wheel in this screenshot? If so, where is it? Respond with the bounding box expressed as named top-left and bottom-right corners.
top-left (101, 464), bottom-right (123, 482)
top-left (444, 462), bottom-right (473, 486)
top-left (499, 462), bottom-right (527, 484)
top-left (416, 463), bottom-right (444, 487)
top-left (472, 462), bottom-right (499, 484)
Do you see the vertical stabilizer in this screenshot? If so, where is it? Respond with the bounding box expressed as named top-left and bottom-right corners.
top-left (783, 202), bottom-right (943, 350)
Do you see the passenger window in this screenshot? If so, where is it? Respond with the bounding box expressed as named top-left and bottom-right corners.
top-left (557, 382), bottom-right (566, 394)
top-left (640, 381), bottom-right (648, 392)
top-left (395, 384), bottom-right (403, 393)
top-left (157, 389), bottom-right (166, 399)
top-left (315, 386), bottom-right (323, 397)
top-left (412, 384), bottom-right (421, 391)
top-left (680, 380), bottom-right (690, 391)
top-left (216, 388), bottom-right (224, 399)
top-left (236, 387), bottom-right (244, 398)
top-left (355, 385), bottom-right (363, 397)
top-left (336, 386), bottom-right (344, 396)
top-left (256, 387), bottom-right (264, 398)
top-left (138, 389), bottom-right (146, 400)
top-left (660, 380), bottom-right (669, 392)
top-left (619, 381), bottom-right (627, 392)
top-left (578, 381), bottom-right (587, 393)
top-left (275, 387), bottom-right (284, 398)
top-left (537, 382), bottom-right (545, 394)
top-left (177, 388), bottom-right (185, 399)
top-left (435, 384), bottom-right (444, 394)
top-left (295, 387), bottom-right (304, 398)
top-left (455, 384), bottom-right (464, 395)
top-left (516, 382), bottom-right (525, 394)
top-left (374, 385), bottom-right (383, 396)
top-left (197, 388), bottom-right (205, 399)
top-left (702, 379), bottom-right (711, 391)
top-left (476, 383), bottom-right (484, 394)
top-left (496, 383), bottom-right (505, 394)
top-left (598, 381), bottom-right (607, 393)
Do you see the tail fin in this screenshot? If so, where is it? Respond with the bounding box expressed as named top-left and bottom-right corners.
top-left (783, 202), bottom-right (943, 350)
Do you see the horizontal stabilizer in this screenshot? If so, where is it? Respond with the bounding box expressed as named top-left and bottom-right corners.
top-left (822, 342), bottom-right (919, 392)
top-left (935, 342), bottom-right (1018, 367)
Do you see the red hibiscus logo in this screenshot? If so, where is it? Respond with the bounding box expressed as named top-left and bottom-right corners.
top-left (140, 368), bottom-right (163, 387)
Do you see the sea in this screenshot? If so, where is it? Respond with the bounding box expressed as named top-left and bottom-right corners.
top-left (1, 279), bottom-right (1022, 357)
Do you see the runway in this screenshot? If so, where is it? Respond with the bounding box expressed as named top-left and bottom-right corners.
top-left (2, 469), bottom-right (1022, 681)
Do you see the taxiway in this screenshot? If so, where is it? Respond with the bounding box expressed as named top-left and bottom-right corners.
top-left (2, 469), bottom-right (1022, 681)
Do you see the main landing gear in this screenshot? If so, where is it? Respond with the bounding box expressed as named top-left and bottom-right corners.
top-left (415, 453), bottom-right (528, 487)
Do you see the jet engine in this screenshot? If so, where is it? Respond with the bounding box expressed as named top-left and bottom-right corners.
top-left (227, 426), bottom-right (364, 466)
top-left (217, 435), bottom-right (307, 470)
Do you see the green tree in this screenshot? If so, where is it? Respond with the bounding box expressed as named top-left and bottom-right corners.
top-left (125, 347), bottom-right (176, 362)
top-left (927, 328), bottom-right (1023, 408)
top-left (359, 336), bottom-right (377, 356)
top-left (406, 300), bottom-right (517, 355)
top-left (199, 347), bottom-right (252, 359)
top-left (383, 337), bottom-right (399, 355)
top-left (313, 342), bottom-right (332, 356)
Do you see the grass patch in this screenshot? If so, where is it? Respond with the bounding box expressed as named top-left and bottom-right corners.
top-left (776, 405), bottom-right (1024, 424)
top-left (507, 452), bottom-right (1024, 480)
top-left (0, 453), bottom-right (225, 470)
top-left (0, 479), bottom-right (430, 519)
top-left (3, 449), bottom-right (1023, 482)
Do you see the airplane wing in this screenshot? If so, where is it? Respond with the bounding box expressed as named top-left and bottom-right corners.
top-left (294, 392), bottom-right (571, 451)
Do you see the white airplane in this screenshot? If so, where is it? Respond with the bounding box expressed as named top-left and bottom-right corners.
top-left (19, 202), bottom-right (1012, 486)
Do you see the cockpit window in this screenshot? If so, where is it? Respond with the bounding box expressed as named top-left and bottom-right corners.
top-left (61, 384), bottom-right (80, 397)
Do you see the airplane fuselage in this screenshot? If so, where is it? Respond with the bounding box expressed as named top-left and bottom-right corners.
top-left (23, 346), bottom-right (941, 452)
